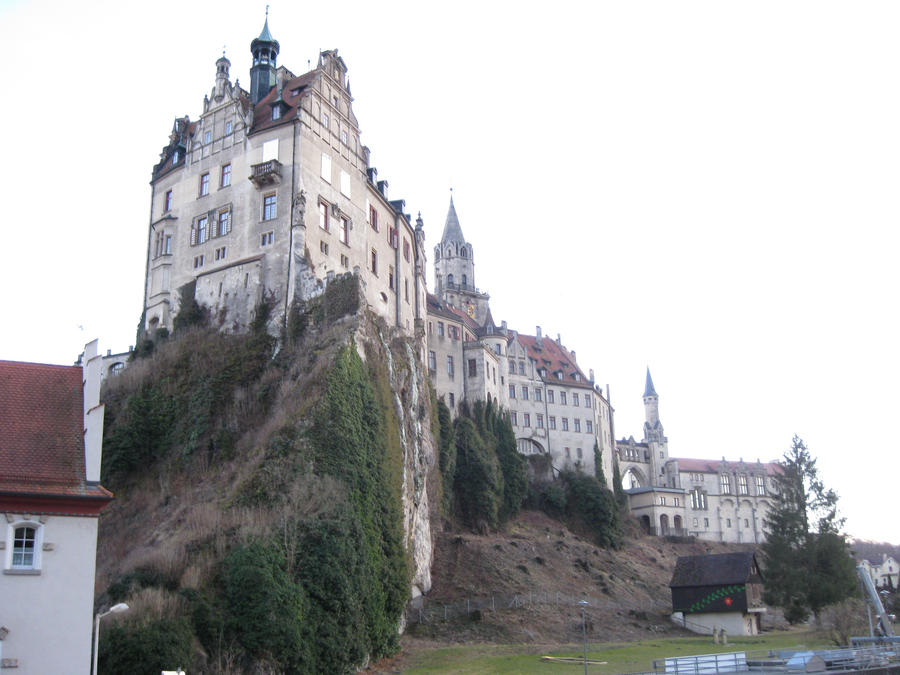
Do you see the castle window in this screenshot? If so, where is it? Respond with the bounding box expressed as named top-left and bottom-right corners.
top-left (447, 273), bottom-right (454, 285)
top-left (549, 416), bottom-right (556, 430)
top-left (508, 360), bottom-right (515, 374)
top-left (340, 253), bottom-right (349, 268)
top-left (674, 498), bottom-right (679, 506)
top-left (403, 238), bottom-right (411, 262)
top-left (511, 412), bottom-right (518, 426)
top-left (319, 200), bottom-right (329, 231)
top-left (449, 393), bottom-right (455, 408)
top-left (428, 351), bottom-right (436, 373)
top-left (573, 393), bottom-right (579, 406)
top-left (320, 241), bottom-right (329, 255)
top-left (704, 517), bottom-right (709, 528)
top-left (467, 359), bottom-right (477, 377)
top-left (261, 231), bottom-right (274, 246)
top-left (215, 246), bottom-right (226, 261)
top-left (369, 205), bottom-right (378, 231)
top-left (574, 419), bottom-right (581, 432)
top-left (738, 475), bottom-right (749, 495)
top-left (524, 413), bottom-right (531, 427)
top-left (322, 112), bottom-right (330, 129)
top-left (720, 474), bottom-right (731, 494)
top-left (586, 420), bottom-right (593, 433)
top-left (461, 247), bottom-right (467, 258)
top-left (339, 217), bottom-right (349, 245)
top-left (217, 209), bottom-right (231, 236)
top-left (535, 388), bottom-right (542, 402)
top-left (461, 274), bottom-right (467, 287)
top-left (726, 518), bottom-right (732, 528)
top-left (341, 129), bottom-right (348, 145)
top-left (756, 475), bottom-right (766, 495)
top-left (388, 265), bottom-right (395, 290)
top-left (521, 386), bottom-right (528, 400)
top-left (193, 254), bottom-right (204, 268)
top-left (225, 120), bottom-right (233, 135)
top-left (271, 105), bottom-right (281, 120)
top-left (560, 392), bottom-right (567, 405)
top-left (509, 384), bottom-right (516, 399)
top-left (340, 170), bottom-right (351, 198)
top-left (192, 215), bottom-right (209, 244)
top-left (221, 163), bottom-right (232, 188)
top-left (200, 172), bottom-right (210, 196)
top-left (547, 390), bottom-right (554, 403)
top-left (321, 153), bottom-right (332, 183)
top-left (263, 193), bottom-right (277, 220)
top-left (164, 189), bottom-right (173, 212)
top-left (204, 130), bottom-right (211, 144)
top-left (518, 361), bottom-right (525, 375)
top-left (561, 418), bottom-right (569, 431)
top-left (370, 249), bottom-right (378, 275)
top-left (447, 355), bottom-right (454, 379)
top-left (536, 414), bottom-right (544, 428)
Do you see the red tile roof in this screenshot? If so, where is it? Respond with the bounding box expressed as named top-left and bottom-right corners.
top-left (0, 361), bottom-right (112, 501)
top-left (250, 70), bottom-right (319, 135)
top-left (516, 334), bottom-right (592, 389)
top-left (673, 457), bottom-right (781, 476)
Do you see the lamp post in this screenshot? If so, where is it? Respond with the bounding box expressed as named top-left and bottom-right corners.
top-left (92, 602), bottom-right (129, 675)
top-left (577, 599), bottom-right (589, 675)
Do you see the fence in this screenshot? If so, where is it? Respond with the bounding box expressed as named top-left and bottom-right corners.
top-left (405, 590), bottom-right (657, 625)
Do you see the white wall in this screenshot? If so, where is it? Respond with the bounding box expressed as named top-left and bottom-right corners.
top-left (0, 515), bottom-right (99, 674)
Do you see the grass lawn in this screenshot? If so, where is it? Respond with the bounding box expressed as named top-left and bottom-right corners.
top-left (399, 629), bottom-right (829, 674)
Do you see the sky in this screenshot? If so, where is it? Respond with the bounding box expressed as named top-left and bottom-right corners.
top-left (1, 1), bottom-right (897, 543)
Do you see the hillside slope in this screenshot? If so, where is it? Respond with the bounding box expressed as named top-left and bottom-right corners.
top-left (402, 511), bottom-right (759, 647)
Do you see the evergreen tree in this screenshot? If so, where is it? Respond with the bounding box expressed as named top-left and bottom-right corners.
top-left (452, 416), bottom-right (501, 533)
top-left (612, 458), bottom-right (628, 508)
top-left (762, 435), bottom-right (856, 622)
top-left (493, 409), bottom-right (528, 521)
top-left (593, 440), bottom-right (607, 487)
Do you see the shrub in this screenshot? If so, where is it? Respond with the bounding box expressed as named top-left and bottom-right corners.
top-left (452, 416), bottom-right (501, 533)
top-left (98, 616), bottom-right (193, 675)
top-left (561, 471), bottom-right (622, 548)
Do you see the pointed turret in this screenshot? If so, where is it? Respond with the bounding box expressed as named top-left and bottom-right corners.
top-left (644, 368), bottom-right (658, 397)
top-left (440, 195), bottom-right (466, 246)
top-left (249, 13), bottom-right (280, 104)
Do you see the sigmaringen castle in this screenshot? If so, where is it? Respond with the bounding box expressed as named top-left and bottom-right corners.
top-left (135, 18), bottom-right (778, 545)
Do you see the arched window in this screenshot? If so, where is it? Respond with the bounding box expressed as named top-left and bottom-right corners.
top-left (447, 274), bottom-right (454, 285)
top-left (7, 522), bottom-right (41, 571)
top-left (461, 274), bottom-right (467, 287)
top-left (622, 467), bottom-right (642, 489)
top-left (461, 247), bottom-right (467, 258)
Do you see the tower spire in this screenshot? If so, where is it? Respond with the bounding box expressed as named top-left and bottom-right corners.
top-left (440, 192), bottom-right (465, 245)
top-left (249, 11), bottom-right (280, 104)
top-left (643, 367), bottom-right (657, 398)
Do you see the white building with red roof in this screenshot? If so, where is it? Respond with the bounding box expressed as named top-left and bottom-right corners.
top-left (0, 340), bottom-right (113, 673)
top-left (426, 198), bottom-right (615, 482)
top-left (617, 370), bottom-right (778, 543)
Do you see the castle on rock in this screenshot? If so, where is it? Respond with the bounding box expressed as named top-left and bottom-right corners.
top-left (140, 18), bottom-right (775, 544)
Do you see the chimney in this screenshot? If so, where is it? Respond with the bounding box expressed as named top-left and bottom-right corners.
top-left (556, 333), bottom-right (562, 345)
top-left (589, 368), bottom-right (595, 382)
top-left (367, 167), bottom-right (378, 184)
top-left (81, 340), bottom-right (106, 483)
top-left (535, 326), bottom-right (542, 347)
top-left (571, 350), bottom-right (576, 361)
top-left (377, 180), bottom-right (389, 199)
top-left (501, 320), bottom-right (507, 332)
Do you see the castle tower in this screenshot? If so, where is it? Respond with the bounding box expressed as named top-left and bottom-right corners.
top-left (213, 53), bottom-right (231, 102)
top-left (642, 368), bottom-right (670, 486)
top-left (433, 195), bottom-right (490, 324)
top-left (249, 14), bottom-right (279, 104)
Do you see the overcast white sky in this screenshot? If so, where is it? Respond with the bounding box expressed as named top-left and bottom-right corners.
top-left (1, 1), bottom-right (897, 543)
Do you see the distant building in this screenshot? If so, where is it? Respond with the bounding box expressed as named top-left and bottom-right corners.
top-left (143, 18), bottom-right (426, 339)
top-left (618, 370), bottom-right (778, 543)
top-left (859, 554), bottom-right (899, 589)
top-left (670, 552), bottom-right (766, 636)
top-left (426, 199), bottom-right (614, 482)
top-left (0, 341), bottom-right (113, 673)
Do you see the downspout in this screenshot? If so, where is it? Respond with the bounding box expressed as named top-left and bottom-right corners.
top-left (284, 116), bottom-right (300, 332)
top-left (142, 181), bottom-right (156, 332)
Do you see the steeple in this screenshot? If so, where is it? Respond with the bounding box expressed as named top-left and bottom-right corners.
top-left (440, 194), bottom-right (466, 245)
top-left (213, 50), bottom-right (231, 101)
top-left (643, 368), bottom-right (657, 398)
top-left (249, 11), bottom-right (280, 105)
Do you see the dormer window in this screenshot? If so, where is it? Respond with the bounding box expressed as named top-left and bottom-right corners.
top-left (271, 106), bottom-right (281, 120)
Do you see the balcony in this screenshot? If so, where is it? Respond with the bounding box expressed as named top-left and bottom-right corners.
top-left (249, 159), bottom-right (282, 188)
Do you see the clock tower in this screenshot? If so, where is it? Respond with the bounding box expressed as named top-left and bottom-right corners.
top-left (433, 195), bottom-right (491, 325)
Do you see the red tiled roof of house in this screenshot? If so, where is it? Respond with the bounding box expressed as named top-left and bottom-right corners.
top-left (250, 69), bottom-right (319, 135)
top-left (673, 456), bottom-right (781, 476)
top-left (516, 334), bottom-right (592, 389)
top-left (0, 361), bottom-right (111, 500)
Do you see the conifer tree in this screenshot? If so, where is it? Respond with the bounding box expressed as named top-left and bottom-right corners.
top-left (762, 435), bottom-right (856, 623)
top-left (612, 458), bottom-right (628, 508)
top-left (593, 440), bottom-right (607, 487)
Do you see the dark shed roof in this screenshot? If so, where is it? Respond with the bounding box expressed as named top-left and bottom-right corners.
top-left (669, 552), bottom-right (758, 588)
